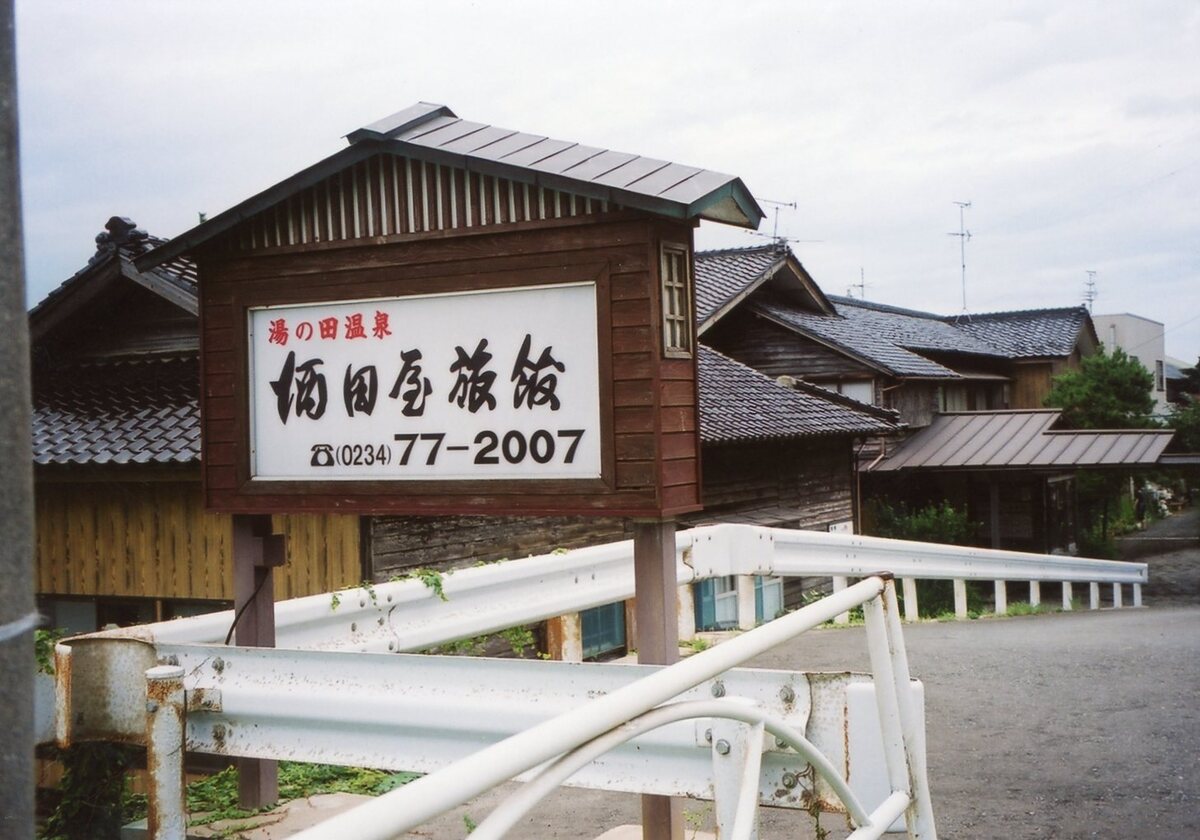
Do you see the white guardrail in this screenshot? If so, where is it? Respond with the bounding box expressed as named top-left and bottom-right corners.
top-left (46, 524), bottom-right (1147, 839)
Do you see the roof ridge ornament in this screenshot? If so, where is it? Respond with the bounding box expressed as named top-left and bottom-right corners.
top-left (90, 216), bottom-right (148, 264)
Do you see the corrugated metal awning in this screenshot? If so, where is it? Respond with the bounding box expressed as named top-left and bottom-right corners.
top-left (872, 410), bottom-right (1175, 472)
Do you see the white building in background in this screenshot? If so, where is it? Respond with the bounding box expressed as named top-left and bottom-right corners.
top-left (1091, 313), bottom-right (1169, 416)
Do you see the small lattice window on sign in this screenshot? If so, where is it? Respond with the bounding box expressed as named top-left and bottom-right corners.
top-left (660, 243), bottom-right (692, 357)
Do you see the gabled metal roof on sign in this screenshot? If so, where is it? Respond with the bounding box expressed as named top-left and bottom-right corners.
top-left (872, 410), bottom-right (1174, 472)
top-left (138, 102), bottom-right (763, 268)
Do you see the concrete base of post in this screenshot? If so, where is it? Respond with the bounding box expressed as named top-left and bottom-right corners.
top-left (901, 578), bottom-right (919, 622)
top-left (735, 575), bottom-right (757, 631)
top-left (832, 576), bottom-right (850, 624)
top-left (953, 579), bottom-right (968, 619)
top-left (546, 613), bottom-right (584, 662)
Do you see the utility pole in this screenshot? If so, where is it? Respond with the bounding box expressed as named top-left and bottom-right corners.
top-left (0, 0), bottom-right (36, 835)
top-left (947, 201), bottom-right (972, 317)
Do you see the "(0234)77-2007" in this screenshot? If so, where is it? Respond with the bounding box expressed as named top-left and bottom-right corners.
top-left (308, 429), bottom-right (588, 469)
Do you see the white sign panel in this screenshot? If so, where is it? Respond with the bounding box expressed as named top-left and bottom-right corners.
top-left (248, 283), bottom-right (601, 481)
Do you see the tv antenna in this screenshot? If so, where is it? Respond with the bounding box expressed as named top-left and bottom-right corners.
top-left (747, 198), bottom-right (823, 249)
top-left (1083, 270), bottom-right (1098, 312)
top-left (847, 267), bottom-right (867, 299)
top-left (947, 201), bottom-right (972, 319)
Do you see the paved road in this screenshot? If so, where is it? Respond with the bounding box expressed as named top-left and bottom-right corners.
top-left (403, 512), bottom-right (1200, 839)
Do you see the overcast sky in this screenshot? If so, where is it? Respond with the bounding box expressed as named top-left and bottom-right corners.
top-left (15, 1), bottom-right (1200, 363)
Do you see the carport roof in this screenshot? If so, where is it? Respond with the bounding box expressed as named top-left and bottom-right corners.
top-left (872, 410), bottom-right (1174, 472)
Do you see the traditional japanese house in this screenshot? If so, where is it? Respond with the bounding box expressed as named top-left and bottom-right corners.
top-left (696, 244), bottom-right (1099, 428)
top-left (30, 217), bottom-right (363, 634)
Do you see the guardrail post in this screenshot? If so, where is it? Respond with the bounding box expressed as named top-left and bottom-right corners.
top-left (993, 580), bottom-right (1007, 615)
top-left (833, 576), bottom-right (850, 624)
top-left (1089, 582), bottom-right (1100, 610)
top-left (953, 579), bottom-right (968, 619)
top-left (1029, 581), bottom-right (1040, 608)
top-left (545, 613), bottom-right (583, 662)
top-left (145, 665), bottom-right (186, 840)
top-left (676, 585), bottom-right (696, 642)
top-left (736, 575), bottom-right (757, 631)
top-left (880, 581), bottom-right (938, 839)
top-left (710, 719), bottom-right (763, 840)
top-left (902, 578), bottom-right (919, 622)
top-left (1133, 583), bottom-right (1143, 607)
top-left (1062, 582), bottom-right (1073, 610)
top-left (1112, 583), bottom-right (1123, 608)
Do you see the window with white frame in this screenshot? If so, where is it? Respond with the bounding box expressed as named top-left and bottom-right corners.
top-left (660, 243), bottom-right (692, 357)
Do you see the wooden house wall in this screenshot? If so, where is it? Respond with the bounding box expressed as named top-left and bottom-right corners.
top-left (703, 309), bottom-right (876, 382)
top-left (686, 439), bottom-right (854, 529)
top-left (35, 480), bottom-right (361, 602)
top-left (885, 382), bottom-right (937, 428)
top-left (199, 212), bottom-right (701, 516)
top-left (1010, 361), bottom-right (1055, 409)
top-left (215, 153), bottom-right (619, 254)
top-left (40, 286), bottom-right (197, 364)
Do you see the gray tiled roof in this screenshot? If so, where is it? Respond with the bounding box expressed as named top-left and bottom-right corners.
top-left (951, 307), bottom-right (1090, 358)
top-left (30, 218), bottom-right (198, 320)
top-left (828, 296), bottom-right (1005, 356)
top-left (698, 345), bottom-right (898, 443)
top-left (753, 300), bottom-right (962, 378)
top-left (694, 245), bottom-right (784, 326)
top-left (32, 357), bottom-right (200, 465)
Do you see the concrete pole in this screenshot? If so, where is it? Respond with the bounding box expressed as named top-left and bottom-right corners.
top-left (0, 3), bottom-right (35, 835)
top-left (633, 519), bottom-right (683, 840)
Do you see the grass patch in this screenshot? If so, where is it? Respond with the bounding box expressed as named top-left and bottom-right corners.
top-left (124, 763), bottom-right (420, 829)
top-left (1005, 601), bottom-right (1054, 617)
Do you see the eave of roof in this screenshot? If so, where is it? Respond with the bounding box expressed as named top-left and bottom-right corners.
top-left (139, 102), bottom-right (764, 269)
top-left (695, 244), bottom-right (835, 334)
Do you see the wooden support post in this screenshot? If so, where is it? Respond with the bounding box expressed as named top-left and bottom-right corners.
top-left (545, 613), bottom-right (583, 662)
top-left (832, 576), bottom-right (850, 624)
top-left (902, 578), bottom-right (919, 622)
top-left (1029, 581), bottom-right (1041, 608)
top-left (953, 579), bottom-right (968, 619)
top-left (1062, 581), bottom-right (1073, 610)
top-left (633, 520), bottom-right (683, 840)
top-left (232, 514), bottom-right (283, 810)
top-left (994, 580), bottom-right (1007, 615)
top-left (989, 481), bottom-right (1002, 549)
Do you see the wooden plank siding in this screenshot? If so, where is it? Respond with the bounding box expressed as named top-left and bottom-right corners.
top-left (703, 309), bottom-right (877, 382)
top-left (198, 201), bottom-right (702, 516)
top-left (35, 482), bottom-right (361, 601)
top-left (215, 154), bottom-right (621, 255)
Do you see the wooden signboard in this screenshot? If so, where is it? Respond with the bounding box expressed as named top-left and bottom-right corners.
top-left (142, 104), bottom-right (762, 519)
top-left (196, 215), bottom-right (700, 517)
